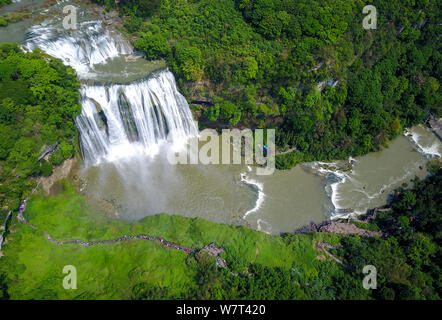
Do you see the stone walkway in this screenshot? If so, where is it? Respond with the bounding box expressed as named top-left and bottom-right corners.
top-left (43, 230), bottom-right (194, 254)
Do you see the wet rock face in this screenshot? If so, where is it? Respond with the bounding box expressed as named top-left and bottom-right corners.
top-left (319, 222), bottom-right (382, 237)
top-left (40, 158), bottom-right (77, 196)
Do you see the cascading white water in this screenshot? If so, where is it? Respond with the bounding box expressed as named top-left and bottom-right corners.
top-left (24, 16), bottom-right (198, 165)
top-left (76, 72), bottom-right (198, 164)
top-left (25, 20), bottom-right (132, 77)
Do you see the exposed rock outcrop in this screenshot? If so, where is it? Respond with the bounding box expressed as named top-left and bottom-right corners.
top-left (318, 222), bottom-right (382, 237)
top-left (200, 243), bottom-right (227, 268)
top-left (39, 158), bottom-right (77, 195)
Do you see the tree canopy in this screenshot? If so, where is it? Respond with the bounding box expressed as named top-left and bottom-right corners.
top-left (0, 44), bottom-right (80, 218)
top-left (93, 0), bottom-right (441, 168)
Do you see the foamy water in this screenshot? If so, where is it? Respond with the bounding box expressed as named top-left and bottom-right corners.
top-left (240, 171), bottom-right (265, 217)
top-left (309, 127), bottom-right (440, 220)
top-left (404, 125), bottom-right (442, 158)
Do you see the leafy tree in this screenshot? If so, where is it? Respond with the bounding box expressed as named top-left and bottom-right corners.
top-left (0, 43), bottom-right (80, 213)
top-left (173, 44), bottom-right (204, 81)
top-left (134, 32), bottom-right (171, 60)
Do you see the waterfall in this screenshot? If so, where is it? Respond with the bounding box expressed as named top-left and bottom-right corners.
top-left (76, 72), bottom-right (198, 164)
top-left (24, 16), bottom-right (198, 165)
top-left (25, 20), bottom-right (132, 77)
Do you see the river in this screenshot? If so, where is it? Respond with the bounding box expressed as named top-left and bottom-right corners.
top-left (1, 0), bottom-right (440, 235)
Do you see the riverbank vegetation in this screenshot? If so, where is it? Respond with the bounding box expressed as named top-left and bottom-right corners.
top-left (0, 0), bottom-right (11, 9)
top-left (92, 0), bottom-right (441, 169)
top-left (0, 11), bottom-right (32, 27)
top-left (0, 1), bottom-right (12, 26)
top-left (0, 44), bottom-right (81, 223)
top-left (0, 169), bottom-right (440, 299)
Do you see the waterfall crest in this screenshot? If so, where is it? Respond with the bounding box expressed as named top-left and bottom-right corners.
top-left (25, 20), bottom-right (132, 77)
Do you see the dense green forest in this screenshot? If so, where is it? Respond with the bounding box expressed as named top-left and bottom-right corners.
top-left (93, 0), bottom-right (441, 168)
top-left (0, 44), bottom-right (81, 221)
